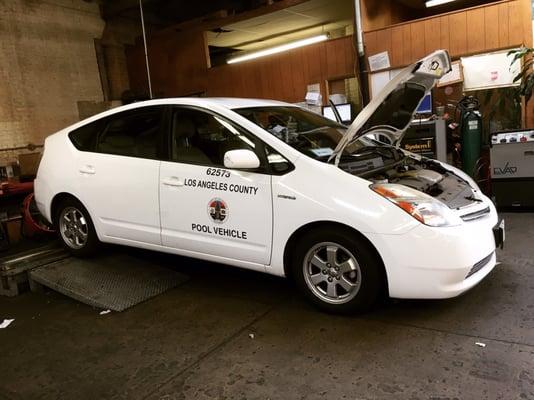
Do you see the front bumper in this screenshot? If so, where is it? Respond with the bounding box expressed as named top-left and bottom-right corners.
top-left (367, 198), bottom-right (500, 299)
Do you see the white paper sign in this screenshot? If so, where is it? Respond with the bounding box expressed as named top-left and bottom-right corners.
top-left (462, 49), bottom-right (521, 91)
top-left (368, 51), bottom-right (390, 72)
top-left (305, 91), bottom-right (322, 106)
top-left (438, 61), bottom-right (463, 86)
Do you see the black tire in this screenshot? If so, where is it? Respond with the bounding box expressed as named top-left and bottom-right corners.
top-left (291, 227), bottom-right (385, 314)
top-left (54, 197), bottom-right (99, 257)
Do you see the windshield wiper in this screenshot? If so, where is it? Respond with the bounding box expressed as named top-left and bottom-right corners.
top-left (297, 126), bottom-right (332, 135)
top-left (465, 195), bottom-right (483, 202)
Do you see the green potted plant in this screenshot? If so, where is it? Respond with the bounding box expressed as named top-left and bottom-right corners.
top-left (508, 47), bottom-right (534, 126)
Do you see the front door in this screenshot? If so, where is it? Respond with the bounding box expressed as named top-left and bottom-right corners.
top-left (159, 107), bottom-right (273, 265)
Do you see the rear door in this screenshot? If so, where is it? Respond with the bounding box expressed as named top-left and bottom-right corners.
top-left (75, 105), bottom-right (165, 244)
top-left (159, 107), bottom-right (273, 265)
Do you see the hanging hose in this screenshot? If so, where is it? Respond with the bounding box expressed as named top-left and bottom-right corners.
top-left (473, 157), bottom-right (491, 194)
top-left (21, 193), bottom-right (55, 237)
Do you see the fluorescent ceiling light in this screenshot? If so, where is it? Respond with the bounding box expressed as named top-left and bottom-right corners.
top-left (425, 0), bottom-right (456, 7)
top-left (227, 34), bottom-right (328, 64)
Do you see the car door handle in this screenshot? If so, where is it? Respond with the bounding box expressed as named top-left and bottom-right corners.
top-left (524, 150), bottom-right (534, 156)
top-left (161, 177), bottom-right (184, 187)
top-left (79, 165), bottom-right (95, 175)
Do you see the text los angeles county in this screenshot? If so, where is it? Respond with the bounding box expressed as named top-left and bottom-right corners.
top-left (183, 178), bottom-right (258, 196)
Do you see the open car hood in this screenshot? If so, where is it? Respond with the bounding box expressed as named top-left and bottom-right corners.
top-left (330, 50), bottom-right (451, 165)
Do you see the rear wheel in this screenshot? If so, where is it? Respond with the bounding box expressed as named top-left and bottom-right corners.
top-left (55, 198), bottom-right (99, 257)
top-left (291, 228), bottom-right (384, 314)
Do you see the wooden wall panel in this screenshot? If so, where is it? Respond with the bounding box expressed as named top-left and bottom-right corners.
top-left (508, 0), bottom-right (524, 45)
top-left (127, 32), bottom-right (354, 104)
top-left (410, 21), bottom-right (426, 60)
top-left (390, 26), bottom-right (404, 67)
top-left (484, 5), bottom-right (500, 49)
top-left (358, 0), bottom-right (533, 128)
top-left (261, 57), bottom-right (274, 98)
top-left (271, 54), bottom-right (284, 98)
top-left (402, 24), bottom-right (412, 65)
top-left (334, 38), bottom-right (347, 77)
top-left (376, 29), bottom-right (392, 59)
top-left (343, 37), bottom-right (355, 74)
top-left (363, 31), bottom-right (378, 59)
top-left (126, 44), bottom-right (148, 95)
top-left (127, 30), bottom-right (209, 97)
top-left (360, 0), bottom-right (424, 31)
top-left (448, 12), bottom-right (467, 56)
top-left (467, 8), bottom-right (486, 53)
top-left (325, 42), bottom-right (339, 77)
top-left (439, 15), bottom-right (450, 50)
top-left (361, 0), bottom-right (533, 71)
top-left (319, 42), bottom-right (330, 97)
top-left (306, 45), bottom-right (319, 83)
top-left (424, 18), bottom-right (441, 55)
top-left (521, 0), bottom-right (533, 46)
top-left (497, 3), bottom-right (510, 47)
top-left (280, 55), bottom-right (294, 100)
top-left (125, 0), bottom-right (532, 102)
top-left (206, 36), bottom-right (356, 104)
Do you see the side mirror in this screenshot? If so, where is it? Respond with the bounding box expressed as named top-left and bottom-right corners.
top-left (223, 149), bottom-right (260, 169)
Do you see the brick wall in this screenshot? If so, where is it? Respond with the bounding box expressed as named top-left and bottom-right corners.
top-left (0, 0), bottom-right (105, 164)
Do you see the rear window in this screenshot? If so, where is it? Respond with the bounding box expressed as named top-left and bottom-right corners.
top-left (68, 106), bottom-right (164, 159)
top-left (68, 119), bottom-right (105, 151)
top-left (96, 107), bottom-right (163, 159)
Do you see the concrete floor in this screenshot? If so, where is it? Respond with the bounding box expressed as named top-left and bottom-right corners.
top-left (1, 212), bottom-right (533, 400)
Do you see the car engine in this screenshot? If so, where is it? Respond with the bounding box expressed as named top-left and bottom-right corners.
top-left (340, 149), bottom-right (478, 209)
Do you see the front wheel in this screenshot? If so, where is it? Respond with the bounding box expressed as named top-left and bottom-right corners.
top-left (291, 228), bottom-right (385, 314)
top-left (55, 198), bottom-right (99, 257)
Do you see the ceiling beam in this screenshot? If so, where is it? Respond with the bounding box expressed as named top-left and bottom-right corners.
top-left (152, 0), bottom-right (311, 38)
top-left (102, 0), bottom-right (159, 19)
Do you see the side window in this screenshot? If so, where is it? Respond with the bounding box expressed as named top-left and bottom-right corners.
top-left (69, 119), bottom-right (106, 151)
top-left (171, 108), bottom-right (264, 169)
top-left (96, 107), bottom-right (163, 159)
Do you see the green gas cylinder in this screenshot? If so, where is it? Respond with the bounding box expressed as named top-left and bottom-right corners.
top-left (461, 109), bottom-right (482, 177)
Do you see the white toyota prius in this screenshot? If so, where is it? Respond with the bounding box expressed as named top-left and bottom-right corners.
top-left (35, 50), bottom-right (503, 313)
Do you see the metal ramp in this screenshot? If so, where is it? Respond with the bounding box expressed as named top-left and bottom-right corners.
top-left (1, 243), bottom-right (69, 296)
top-left (29, 252), bottom-right (189, 312)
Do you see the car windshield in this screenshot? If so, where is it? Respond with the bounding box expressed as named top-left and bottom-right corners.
top-left (234, 106), bottom-right (373, 161)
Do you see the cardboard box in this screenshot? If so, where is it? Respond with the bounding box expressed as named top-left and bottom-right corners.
top-left (18, 152), bottom-right (41, 177)
top-left (5, 218), bottom-right (22, 244)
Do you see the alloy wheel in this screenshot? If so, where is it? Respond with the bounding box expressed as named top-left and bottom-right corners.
top-left (303, 242), bottom-right (362, 304)
top-left (59, 206), bottom-right (89, 249)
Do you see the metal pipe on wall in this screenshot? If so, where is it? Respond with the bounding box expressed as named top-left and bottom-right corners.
top-left (353, 0), bottom-right (370, 105)
top-left (139, 0), bottom-right (153, 99)
top-left (353, 0), bottom-right (364, 56)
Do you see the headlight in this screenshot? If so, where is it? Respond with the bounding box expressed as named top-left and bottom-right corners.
top-left (370, 183), bottom-right (462, 227)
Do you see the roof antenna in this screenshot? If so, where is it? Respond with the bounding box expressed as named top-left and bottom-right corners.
top-left (139, 0), bottom-right (153, 99)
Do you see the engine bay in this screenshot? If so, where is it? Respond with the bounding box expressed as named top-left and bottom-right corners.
top-left (339, 147), bottom-right (477, 209)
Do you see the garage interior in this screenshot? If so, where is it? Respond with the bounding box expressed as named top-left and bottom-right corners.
top-left (1, 0), bottom-right (534, 398)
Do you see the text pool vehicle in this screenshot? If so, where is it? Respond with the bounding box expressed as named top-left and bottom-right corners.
top-left (35, 50), bottom-right (503, 313)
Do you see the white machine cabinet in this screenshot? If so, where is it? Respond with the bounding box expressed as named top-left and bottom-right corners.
top-left (490, 129), bottom-right (534, 207)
